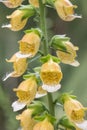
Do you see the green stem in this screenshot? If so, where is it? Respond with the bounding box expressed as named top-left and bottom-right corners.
top-left (39, 0), bottom-right (48, 55)
top-left (39, 0), bottom-right (55, 116)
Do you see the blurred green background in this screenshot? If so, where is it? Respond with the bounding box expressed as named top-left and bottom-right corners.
top-left (0, 0), bottom-right (87, 130)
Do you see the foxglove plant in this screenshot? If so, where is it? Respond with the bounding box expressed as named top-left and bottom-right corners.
top-left (1, 0), bottom-right (86, 130)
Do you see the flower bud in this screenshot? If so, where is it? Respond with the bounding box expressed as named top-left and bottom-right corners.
top-left (16, 109), bottom-right (36, 130)
top-left (40, 60), bottom-right (62, 92)
top-left (16, 31), bottom-right (41, 58)
top-left (33, 118), bottom-right (54, 130)
top-left (54, 0), bottom-right (81, 21)
top-left (1, 0), bottom-right (23, 8)
top-left (56, 41), bottom-right (80, 66)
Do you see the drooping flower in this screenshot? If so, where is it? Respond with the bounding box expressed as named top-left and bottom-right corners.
top-left (12, 77), bottom-right (37, 111)
top-left (56, 41), bottom-right (80, 66)
top-left (16, 31), bottom-right (41, 58)
top-left (54, 0), bottom-right (81, 21)
top-left (3, 10), bottom-right (28, 31)
top-left (3, 53), bottom-right (27, 81)
top-left (29, 0), bottom-right (39, 7)
top-left (33, 118), bottom-right (54, 130)
top-left (63, 95), bottom-right (87, 130)
top-left (2, 6), bottom-right (35, 31)
top-left (16, 109), bottom-right (36, 130)
top-left (64, 98), bottom-right (85, 122)
top-left (40, 60), bottom-right (62, 92)
top-left (1, 0), bottom-right (23, 8)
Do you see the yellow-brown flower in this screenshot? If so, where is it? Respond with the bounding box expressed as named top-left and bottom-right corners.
top-left (16, 109), bottom-right (36, 130)
top-left (56, 41), bottom-right (79, 66)
top-left (29, 0), bottom-right (39, 7)
top-left (33, 118), bottom-right (54, 130)
top-left (40, 60), bottom-right (62, 92)
top-left (3, 53), bottom-right (27, 81)
top-left (12, 78), bottom-right (37, 111)
top-left (14, 78), bottom-right (37, 103)
top-left (16, 32), bottom-right (41, 58)
top-left (54, 0), bottom-right (81, 21)
top-left (2, 0), bottom-right (23, 8)
top-left (64, 98), bottom-right (85, 123)
top-left (6, 9), bottom-right (28, 31)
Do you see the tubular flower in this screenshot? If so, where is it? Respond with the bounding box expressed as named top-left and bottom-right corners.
top-left (56, 41), bottom-right (80, 66)
top-left (64, 98), bottom-right (85, 122)
top-left (64, 97), bottom-right (87, 130)
top-left (1, 0), bottom-right (23, 8)
top-left (33, 118), bottom-right (54, 130)
top-left (29, 0), bottom-right (39, 7)
top-left (12, 78), bottom-right (37, 111)
top-left (54, 0), bottom-right (81, 21)
top-left (16, 32), bottom-right (41, 58)
top-left (3, 53), bottom-right (27, 81)
top-left (2, 9), bottom-right (28, 31)
top-left (16, 109), bottom-right (36, 130)
top-left (40, 60), bottom-right (62, 92)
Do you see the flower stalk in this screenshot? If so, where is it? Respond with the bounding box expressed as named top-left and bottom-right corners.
top-left (39, 0), bottom-right (55, 116)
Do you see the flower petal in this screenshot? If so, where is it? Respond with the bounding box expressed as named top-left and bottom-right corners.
top-left (42, 84), bottom-right (61, 92)
top-left (16, 51), bottom-right (32, 58)
top-left (75, 120), bottom-right (87, 130)
top-left (2, 24), bottom-right (12, 29)
top-left (12, 101), bottom-right (26, 112)
top-left (3, 72), bottom-right (13, 81)
top-left (70, 60), bottom-right (80, 67)
top-left (35, 92), bottom-right (47, 98)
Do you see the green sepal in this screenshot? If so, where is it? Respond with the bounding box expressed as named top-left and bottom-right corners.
top-left (23, 72), bottom-right (42, 85)
top-left (33, 67), bottom-right (41, 73)
top-left (50, 35), bottom-right (70, 53)
top-left (18, 5), bottom-right (35, 10)
top-left (40, 54), bottom-right (60, 63)
top-left (27, 101), bottom-right (48, 117)
top-left (24, 28), bottom-right (43, 38)
top-left (18, 5), bottom-right (35, 20)
top-left (23, 72), bottom-right (35, 80)
top-left (34, 114), bottom-right (46, 121)
top-left (34, 112), bottom-right (56, 124)
top-left (45, 0), bottom-right (55, 6)
top-left (46, 113), bottom-right (56, 124)
top-left (60, 92), bottom-right (77, 104)
top-left (58, 116), bottom-right (75, 129)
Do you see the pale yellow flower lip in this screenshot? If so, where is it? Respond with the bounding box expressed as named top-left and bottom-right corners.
top-left (3, 71), bottom-right (26, 81)
top-left (75, 120), bottom-right (87, 130)
top-left (35, 92), bottom-right (47, 98)
top-left (16, 51), bottom-right (33, 58)
top-left (3, 72), bottom-right (13, 81)
top-left (70, 60), bottom-right (80, 67)
top-left (2, 24), bottom-right (12, 29)
top-left (12, 100), bottom-right (26, 112)
top-left (42, 83), bottom-right (61, 92)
